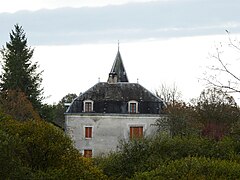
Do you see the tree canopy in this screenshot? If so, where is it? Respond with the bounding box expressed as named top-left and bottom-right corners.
top-left (0, 115), bottom-right (106, 179)
top-left (0, 89), bottom-right (41, 121)
top-left (194, 88), bottom-right (240, 139)
top-left (41, 93), bottom-right (77, 128)
top-left (0, 24), bottom-right (43, 112)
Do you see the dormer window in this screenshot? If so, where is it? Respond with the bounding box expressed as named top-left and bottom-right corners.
top-left (83, 100), bottom-right (93, 112)
top-left (128, 100), bottom-right (138, 113)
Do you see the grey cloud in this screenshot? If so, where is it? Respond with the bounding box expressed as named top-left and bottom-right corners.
top-left (0, 0), bottom-right (240, 45)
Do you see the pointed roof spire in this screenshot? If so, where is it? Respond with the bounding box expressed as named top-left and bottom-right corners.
top-left (107, 42), bottom-right (129, 83)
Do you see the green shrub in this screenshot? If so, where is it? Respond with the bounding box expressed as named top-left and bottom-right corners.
top-left (132, 157), bottom-right (240, 179)
top-left (0, 118), bottom-right (107, 179)
top-left (95, 139), bottom-right (152, 179)
top-left (0, 129), bottom-right (33, 179)
top-left (95, 134), bottom-right (240, 179)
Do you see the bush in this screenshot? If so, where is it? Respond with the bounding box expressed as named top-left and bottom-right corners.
top-left (95, 134), bottom-right (240, 179)
top-left (0, 129), bottom-right (33, 179)
top-left (132, 157), bottom-right (240, 179)
top-left (95, 139), bottom-right (152, 179)
top-left (0, 117), bottom-right (107, 179)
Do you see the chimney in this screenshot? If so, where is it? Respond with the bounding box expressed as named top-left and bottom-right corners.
top-left (107, 72), bottom-right (118, 84)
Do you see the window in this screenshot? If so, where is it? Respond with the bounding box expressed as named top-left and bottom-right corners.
top-left (130, 103), bottom-right (136, 113)
top-left (83, 100), bottom-right (93, 112)
top-left (83, 149), bottom-right (92, 158)
top-left (85, 126), bottom-right (92, 139)
top-left (128, 100), bottom-right (138, 113)
top-left (85, 102), bottom-right (92, 112)
top-left (130, 126), bottom-right (143, 139)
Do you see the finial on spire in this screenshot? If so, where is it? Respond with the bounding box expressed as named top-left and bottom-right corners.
top-left (118, 40), bottom-right (120, 52)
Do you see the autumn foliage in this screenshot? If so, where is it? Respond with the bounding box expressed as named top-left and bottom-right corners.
top-left (0, 116), bottom-right (106, 179)
top-left (0, 89), bottom-right (41, 121)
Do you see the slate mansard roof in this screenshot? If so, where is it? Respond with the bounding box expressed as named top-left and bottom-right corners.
top-left (67, 82), bottom-right (164, 114)
top-left (66, 48), bottom-right (165, 114)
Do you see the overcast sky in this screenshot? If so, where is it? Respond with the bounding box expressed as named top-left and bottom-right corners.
top-left (1, 0), bottom-right (240, 45)
top-left (1, 0), bottom-right (240, 104)
top-left (0, 0), bottom-right (157, 12)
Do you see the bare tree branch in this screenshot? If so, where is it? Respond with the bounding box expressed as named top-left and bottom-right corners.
top-left (204, 31), bottom-right (240, 94)
top-left (156, 83), bottom-right (182, 106)
top-left (226, 30), bottom-right (240, 51)
top-left (204, 77), bottom-right (240, 94)
top-left (213, 48), bottom-right (240, 82)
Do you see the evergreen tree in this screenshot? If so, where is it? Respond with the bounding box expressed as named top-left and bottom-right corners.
top-left (0, 24), bottom-right (43, 112)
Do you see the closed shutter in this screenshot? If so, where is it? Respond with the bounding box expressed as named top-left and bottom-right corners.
top-left (84, 150), bottom-right (92, 158)
top-left (85, 127), bottom-right (92, 138)
top-left (130, 127), bottom-right (143, 139)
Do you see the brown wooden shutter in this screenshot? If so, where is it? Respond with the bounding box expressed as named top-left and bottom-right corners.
top-left (84, 150), bottom-right (92, 158)
top-left (85, 127), bottom-right (92, 138)
top-left (130, 127), bottom-right (143, 139)
top-left (130, 127), bottom-right (133, 139)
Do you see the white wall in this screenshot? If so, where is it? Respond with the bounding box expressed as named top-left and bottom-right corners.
top-left (65, 113), bottom-right (163, 156)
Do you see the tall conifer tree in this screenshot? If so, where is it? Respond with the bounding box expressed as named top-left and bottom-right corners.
top-left (0, 24), bottom-right (43, 112)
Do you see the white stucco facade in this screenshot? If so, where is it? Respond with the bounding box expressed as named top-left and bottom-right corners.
top-left (65, 113), bottom-right (163, 156)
